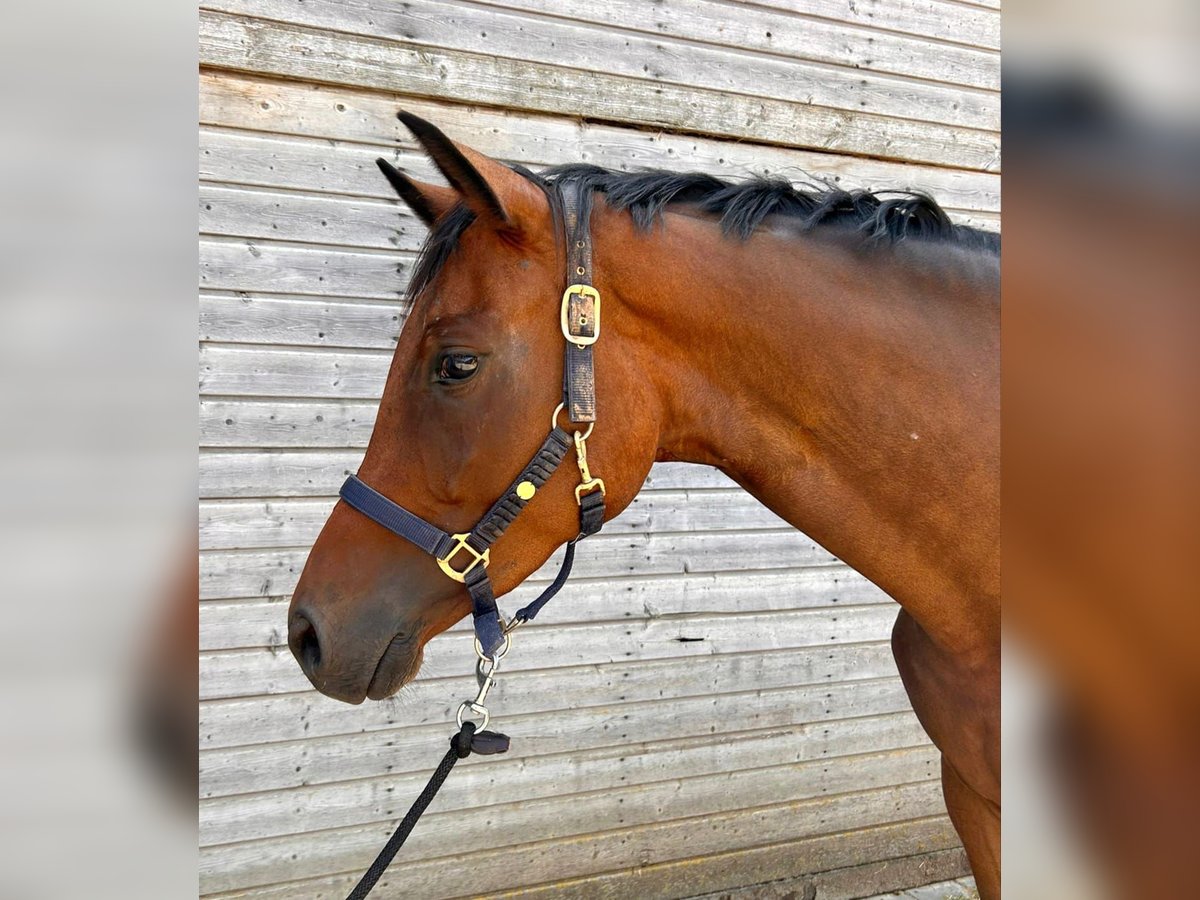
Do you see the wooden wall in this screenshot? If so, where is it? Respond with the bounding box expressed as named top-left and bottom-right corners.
top-left (199, 1), bottom-right (999, 896)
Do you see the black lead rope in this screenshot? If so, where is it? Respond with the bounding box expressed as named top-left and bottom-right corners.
top-left (345, 722), bottom-right (511, 900)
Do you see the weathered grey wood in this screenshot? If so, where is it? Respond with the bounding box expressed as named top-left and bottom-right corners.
top-left (200, 530), bottom-right (841, 600)
top-left (203, 816), bottom-right (960, 899)
top-left (204, 0), bottom-right (998, 131)
top-left (201, 566), bottom-right (890, 649)
top-left (201, 662), bottom-right (907, 749)
top-left (200, 182), bottom-right (426, 251)
top-left (199, 91), bottom-right (1001, 210)
top-left (201, 736), bottom-right (939, 849)
top-left (201, 660), bottom-right (907, 797)
top-left (747, 0), bottom-right (999, 50)
top-left (200, 448), bottom-right (369, 497)
top-left (808, 847), bottom-right (969, 900)
top-left (200, 398), bottom-right (379, 448)
top-left (462, 0), bottom-right (1000, 87)
top-left (199, 779), bottom-right (946, 894)
top-left (200, 127), bottom-right (444, 198)
top-left (199, 237), bottom-right (410, 299)
top-left (203, 719), bottom-right (930, 838)
top-left (200, 604), bottom-right (899, 699)
top-left (202, 698), bottom-right (918, 797)
top-left (199, 450), bottom-right (734, 498)
top-left (199, 294), bottom-right (407, 354)
top-left (199, 12), bottom-right (1001, 171)
top-left (199, 344), bottom-right (393, 400)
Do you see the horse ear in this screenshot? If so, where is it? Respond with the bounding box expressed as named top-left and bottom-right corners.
top-left (375, 159), bottom-right (458, 227)
top-left (397, 111), bottom-right (544, 236)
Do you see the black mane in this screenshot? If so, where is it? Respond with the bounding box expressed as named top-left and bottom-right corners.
top-left (407, 163), bottom-right (999, 299)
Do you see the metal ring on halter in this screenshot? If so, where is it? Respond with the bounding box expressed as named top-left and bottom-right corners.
top-left (473, 631), bottom-right (511, 662)
top-left (551, 402), bottom-right (594, 440)
top-left (456, 700), bottom-right (490, 731)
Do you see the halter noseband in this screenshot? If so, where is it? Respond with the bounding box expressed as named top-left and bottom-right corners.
top-left (337, 181), bottom-right (606, 657)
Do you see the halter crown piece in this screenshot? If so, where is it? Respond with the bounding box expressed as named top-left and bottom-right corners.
top-left (337, 182), bottom-right (606, 657)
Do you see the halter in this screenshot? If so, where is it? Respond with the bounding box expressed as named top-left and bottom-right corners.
top-left (336, 182), bottom-right (605, 658)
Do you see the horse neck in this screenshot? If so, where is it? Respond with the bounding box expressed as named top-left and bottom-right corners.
top-left (597, 204), bottom-right (1000, 650)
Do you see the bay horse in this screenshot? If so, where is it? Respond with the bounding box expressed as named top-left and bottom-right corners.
top-left (288, 114), bottom-right (1000, 897)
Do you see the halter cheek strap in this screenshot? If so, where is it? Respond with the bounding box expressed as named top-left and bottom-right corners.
top-left (338, 181), bottom-right (606, 657)
top-left (561, 184), bottom-right (598, 423)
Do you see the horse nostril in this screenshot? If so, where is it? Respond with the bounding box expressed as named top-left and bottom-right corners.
top-left (289, 611), bottom-right (322, 675)
top-left (300, 624), bottom-right (321, 671)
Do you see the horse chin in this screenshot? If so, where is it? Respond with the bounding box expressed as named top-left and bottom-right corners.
top-left (365, 633), bottom-right (425, 701)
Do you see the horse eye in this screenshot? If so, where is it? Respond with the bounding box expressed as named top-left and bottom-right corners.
top-left (436, 352), bottom-right (479, 382)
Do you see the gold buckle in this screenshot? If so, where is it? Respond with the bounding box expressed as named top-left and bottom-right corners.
top-left (561, 284), bottom-right (601, 347)
top-left (436, 533), bottom-right (490, 583)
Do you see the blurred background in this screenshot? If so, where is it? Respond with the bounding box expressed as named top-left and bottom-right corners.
top-left (1004, 1), bottom-right (1199, 898)
top-left (0, 2), bottom-right (197, 898)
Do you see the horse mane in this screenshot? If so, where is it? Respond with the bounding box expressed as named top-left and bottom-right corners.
top-left (407, 162), bottom-right (999, 300)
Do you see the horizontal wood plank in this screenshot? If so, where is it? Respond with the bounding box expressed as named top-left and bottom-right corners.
top-left (204, 814), bottom-right (960, 898)
top-left (200, 778), bottom-right (946, 894)
top-left (199, 237), bottom-right (409, 299)
top-left (200, 182), bottom-right (425, 251)
top-left (460, 0), bottom-right (1000, 86)
top-left (199, 94), bottom-right (1001, 210)
top-left (199, 344), bottom-right (393, 400)
top-left (199, 12), bottom-right (1001, 171)
top-left (201, 737), bottom-right (939, 848)
top-left (200, 659), bottom-right (906, 749)
top-left (200, 398), bottom-right (379, 448)
top-left (203, 0), bottom-right (998, 130)
top-left (201, 699), bottom-right (918, 798)
top-left (749, 0), bottom-right (999, 50)
top-left (199, 294), bottom-right (407, 353)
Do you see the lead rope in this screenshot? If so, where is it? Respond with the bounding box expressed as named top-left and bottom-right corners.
top-left (345, 628), bottom-right (518, 900)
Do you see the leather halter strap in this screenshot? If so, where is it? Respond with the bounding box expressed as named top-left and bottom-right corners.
top-left (337, 179), bottom-right (606, 657)
top-left (561, 184), bottom-right (598, 423)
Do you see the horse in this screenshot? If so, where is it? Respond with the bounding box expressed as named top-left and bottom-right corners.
top-left (287, 114), bottom-right (1001, 897)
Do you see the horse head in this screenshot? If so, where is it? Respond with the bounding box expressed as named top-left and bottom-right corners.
top-left (287, 115), bottom-right (659, 702)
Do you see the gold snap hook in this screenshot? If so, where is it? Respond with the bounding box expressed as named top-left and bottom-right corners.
top-left (573, 430), bottom-right (606, 504)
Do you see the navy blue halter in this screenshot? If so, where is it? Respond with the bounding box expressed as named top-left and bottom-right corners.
top-left (337, 182), bottom-right (606, 657)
